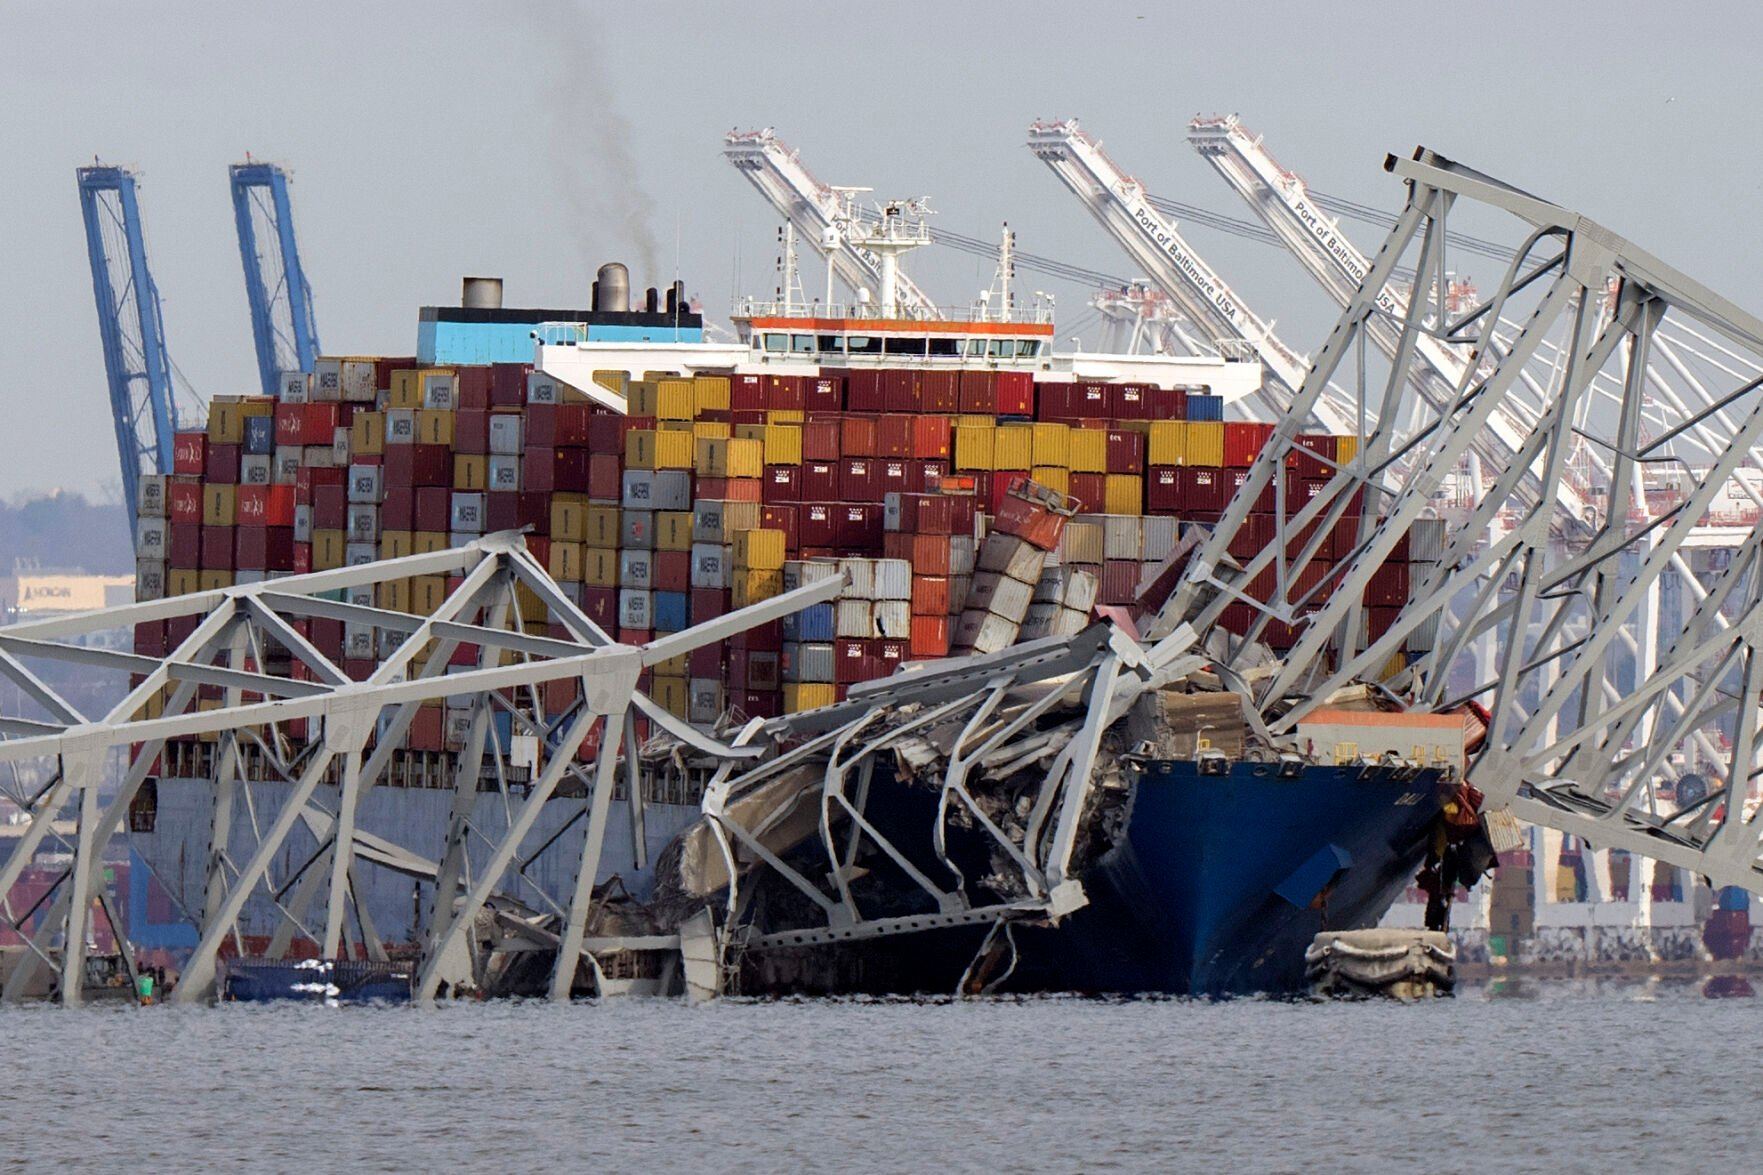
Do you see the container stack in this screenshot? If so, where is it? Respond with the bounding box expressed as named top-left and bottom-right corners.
top-left (140, 360), bottom-right (1419, 741)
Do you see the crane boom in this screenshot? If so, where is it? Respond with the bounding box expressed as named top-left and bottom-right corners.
top-left (230, 162), bottom-right (321, 398)
top-left (1026, 119), bottom-right (1353, 431)
top-left (723, 129), bottom-right (940, 318)
top-left (77, 165), bottom-right (179, 528)
top-left (1189, 114), bottom-right (1590, 521)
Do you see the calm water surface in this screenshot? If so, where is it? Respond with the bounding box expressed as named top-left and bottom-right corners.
top-left (7, 980), bottom-right (1754, 1172)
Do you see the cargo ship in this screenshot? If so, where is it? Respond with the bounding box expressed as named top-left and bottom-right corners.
top-left (126, 235), bottom-right (1464, 996)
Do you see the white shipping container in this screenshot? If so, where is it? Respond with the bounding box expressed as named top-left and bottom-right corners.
top-left (1050, 606), bottom-right (1089, 637)
top-left (448, 531), bottom-right (476, 549)
top-left (948, 574), bottom-right (971, 615)
top-left (1062, 568), bottom-right (1099, 613)
top-left (1032, 567), bottom-right (1066, 605)
top-left (690, 542), bottom-right (730, 589)
top-left (1061, 519), bottom-right (1104, 565)
top-left (1410, 517), bottom-right (1447, 563)
top-left (977, 534), bottom-right (1045, 583)
top-left (240, 454), bottom-right (272, 485)
top-left (487, 455), bottom-right (521, 492)
top-left (838, 558), bottom-right (876, 601)
top-left (345, 584), bottom-right (374, 609)
top-left (783, 559), bottom-right (842, 592)
top-left (312, 358), bottom-right (343, 402)
top-left (273, 448), bottom-right (302, 483)
top-left (873, 558), bottom-right (912, 601)
top-left (622, 470), bottom-right (655, 508)
top-left (385, 409), bottom-right (417, 445)
top-left (340, 359), bottom-right (376, 402)
top-left (346, 505), bottom-right (379, 543)
top-left (688, 678), bottom-right (725, 725)
top-left (302, 445), bottom-right (338, 469)
top-left (293, 504), bottom-right (313, 543)
top-left (332, 428), bottom-right (351, 465)
top-left (344, 542), bottom-right (376, 567)
top-left (619, 550), bottom-right (654, 589)
top-left (621, 510), bottom-right (654, 549)
top-left (1404, 610), bottom-right (1441, 653)
top-left (1102, 514), bottom-right (1142, 561)
top-left (980, 573), bottom-right (1035, 623)
top-left (134, 516), bottom-right (168, 560)
top-left (794, 642), bottom-right (836, 683)
top-left (874, 600), bottom-right (912, 638)
top-left (488, 414), bottom-right (523, 455)
top-left (527, 372), bottom-right (561, 404)
top-left (953, 608), bottom-right (1018, 655)
top-left (422, 372), bottom-right (456, 410)
top-left (650, 471), bottom-right (692, 512)
top-left (1020, 601), bottom-right (1059, 641)
top-left (343, 623), bottom-right (375, 659)
top-left (234, 569), bottom-right (267, 586)
top-left (618, 588), bottom-right (653, 630)
top-left (137, 474), bottom-right (167, 519)
top-left (882, 492), bottom-right (904, 532)
top-left (451, 493), bottom-right (486, 533)
top-left (135, 559), bottom-right (166, 601)
top-left (277, 370), bottom-right (311, 403)
top-left (1141, 515), bottom-right (1178, 564)
top-left (348, 463), bottom-right (382, 504)
top-left (948, 536), bottom-right (977, 577)
top-left (835, 599), bottom-right (875, 638)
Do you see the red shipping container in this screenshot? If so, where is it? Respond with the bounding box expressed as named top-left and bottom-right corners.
top-left (763, 464), bottom-right (801, 504)
top-left (292, 542), bottom-right (312, 575)
top-left (876, 414), bottom-right (913, 458)
top-left (803, 420), bottom-right (841, 461)
top-left (168, 523), bottom-right (200, 568)
top-left (806, 375), bottom-right (844, 412)
top-left (1100, 560), bottom-right (1141, 605)
top-left (381, 486), bottom-right (415, 530)
top-left (878, 458), bottom-right (911, 498)
top-left (913, 493), bottom-right (956, 534)
top-left (834, 638), bottom-right (878, 684)
top-left (235, 484), bottom-right (296, 527)
top-left (909, 534), bottom-right (952, 575)
top-left (1105, 429), bottom-right (1145, 474)
top-left (737, 690), bottom-right (781, 719)
top-left (587, 412), bottom-right (629, 455)
top-left (654, 550), bottom-right (691, 593)
top-left (690, 588), bottom-right (730, 623)
top-left (301, 403), bottom-right (341, 446)
top-left (415, 486), bottom-right (451, 531)
top-left (1069, 382), bottom-right (1109, 419)
top-left (274, 403), bottom-right (305, 447)
top-left (1229, 513), bottom-right (1275, 562)
top-left (385, 443), bottom-right (452, 486)
top-left (1109, 383), bottom-right (1147, 420)
top-left (910, 459), bottom-right (948, 494)
top-left (552, 404), bottom-right (595, 447)
top-left (1178, 467), bottom-right (1230, 512)
top-left (235, 526), bottom-right (295, 570)
top-left (881, 369), bottom-right (919, 413)
top-left (1367, 560), bottom-right (1411, 608)
top-left (958, 370), bottom-right (997, 414)
top-left (799, 503), bottom-right (838, 547)
top-left (1034, 380), bottom-right (1068, 422)
top-left (997, 371), bottom-right (1035, 416)
top-left (171, 430), bottom-right (205, 472)
top-left (1228, 468), bottom-right (1279, 513)
top-left (523, 403), bottom-right (557, 448)
top-left (839, 458), bottom-right (877, 502)
top-left (840, 415), bottom-right (878, 457)
top-left (1285, 476), bottom-right (1329, 514)
top-left (992, 485), bottom-right (1066, 551)
top-left (453, 410), bottom-right (489, 454)
top-left (1145, 385), bottom-right (1187, 420)
top-left (454, 366), bottom-right (491, 411)
top-left (920, 371), bottom-right (959, 413)
top-left (767, 374), bottom-right (806, 411)
top-left (1072, 472), bottom-right (1109, 512)
top-left (312, 483), bottom-right (346, 529)
top-left (1289, 434), bottom-right (1338, 480)
top-left (588, 455), bottom-right (622, 500)
top-left (1222, 422), bottom-right (1273, 468)
top-left (730, 620), bottom-right (782, 652)
top-left (875, 639), bottom-right (907, 676)
top-left (488, 364), bottom-right (525, 408)
top-left (760, 504), bottom-right (798, 552)
top-left (168, 478), bottom-right (203, 523)
top-left (732, 373), bottom-right (765, 411)
top-left (911, 415), bottom-right (952, 460)
top-left (845, 369), bottom-right (883, 412)
top-left (837, 503), bottom-right (884, 551)
top-left (911, 575), bottom-right (950, 615)
top-left (581, 587), bottom-right (618, 629)
top-left (134, 621), bottom-right (169, 657)
top-left (909, 615), bottom-right (950, 658)
top-left (200, 525), bottom-right (233, 569)
top-left (205, 444), bottom-right (241, 484)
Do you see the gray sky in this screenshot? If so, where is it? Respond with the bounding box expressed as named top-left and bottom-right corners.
top-left (2, 1), bottom-right (1759, 500)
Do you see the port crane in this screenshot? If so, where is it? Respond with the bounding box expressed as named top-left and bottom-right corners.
top-left (77, 165), bottom-right (184, 528)
top-left (1026, 119), bottom-right (1355, 432)
top-left (723, 128), bottom-right (941, 318)
top-left (229, 161), bottom-right (321, 398)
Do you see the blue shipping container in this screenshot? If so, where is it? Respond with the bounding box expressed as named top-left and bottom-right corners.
top-left (653, 590), bottom-right (689, 633)
top-left (1187, 394), bottom-right (1224, 421)
top-left (243, 415), bottom-right (276, 455)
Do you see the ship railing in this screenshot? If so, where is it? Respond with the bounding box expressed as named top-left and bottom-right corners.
top-left (730, 297), bottom-right (1054, 325)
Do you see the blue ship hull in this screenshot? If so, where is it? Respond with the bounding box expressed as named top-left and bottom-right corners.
top-left (1021, 760), bottom-right (1448, 996)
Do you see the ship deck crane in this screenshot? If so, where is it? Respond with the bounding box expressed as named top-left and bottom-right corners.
top-left (77, 164), bottom-right (183, 528)
top-left (230, 161), bottom-right (321, 398)
top-left (723, 129), bottom-right (941, 319)
top-left (1026, 119), bottom-right (1354, 432)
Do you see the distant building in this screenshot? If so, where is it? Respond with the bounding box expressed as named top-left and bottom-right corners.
top-left (0, 569), bottom-right (132, 622)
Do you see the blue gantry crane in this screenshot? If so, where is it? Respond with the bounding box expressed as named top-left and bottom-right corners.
top-left (229, 161), bottom-right (320, 398)
top-left (77, 164), bottom-right (180, 528)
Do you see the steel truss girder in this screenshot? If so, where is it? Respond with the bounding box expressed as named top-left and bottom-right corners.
top-left (1163, 144), bottom-right (1763, 895)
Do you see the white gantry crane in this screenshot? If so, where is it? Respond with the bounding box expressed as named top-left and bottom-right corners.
top-left (724, 128), bottom-right (941, 319)
top-left (1027, 118), bottom-right (1355, 432)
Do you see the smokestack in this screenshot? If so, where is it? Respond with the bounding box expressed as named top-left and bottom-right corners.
top-left (644, 286), bottom-right (660, 314)
top-left (461, 276), bottom-right (504, 309)
top-left (593, 262), bottom-right (630, 312)
top-left (667, 280), bottom-right (685, 315)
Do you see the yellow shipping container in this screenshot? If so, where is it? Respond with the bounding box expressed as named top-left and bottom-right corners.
top-left (389, 370), bottom-right (423, 409)
top-left (625, 429), bottom-right (658, 470)
top-left (381, 578), bottom-right (412, 613)
top-left (1031, 422), bottom-right (1071, 468)
top-left (413, 531), bottom-right (446, 554)
top-left (733, 422), bottom-right (765, 442)
top-left (657, 512), bottom-right (694, 551)
top-left (1104, 474), bottom-right (1144, 515)
top-left (954, 423), bottom-right (996, 471)
top-left (351, 411), bottom-right (385, 456)
top-left (550, 494), bottom-right (588, 542)
top-left (657, 378), bottom-right (695, 420)
top-left (380, 530), bottom-right (414, 560)
top-left (657, 418), bottom-right (695, 433)
top-left (627, 380), bottom-right (659, 416)
top-left (583, 548), bottom-right (619, 588)
top-left (1336, 435), bottom-right (1360, 465)
top-left (548, 541), bottom-right (584, 582)
top-left (655, 429), bottom-right (694, 470)
top-left (995, 424), bottom-right (1034, 471)
top-left (515, 581), bottom-right (549, 625)
top-left (653, 652), bottom-right (690, 677)
top-left (1147, 421), bottom-right (1187, 466)
top-left (1185, 421), bottom-right (1225, 467)
top-left (454, 454), bottom-right (487, 491)
top-left (1030, 466), bottom-right (1071, 497)
top-left (731, 568), bottom-right (783, 607)
top-left (766, 409), bottom-right (805, 425)
top-left (205, 397), bottom-right (250, 444)
top-left (167, 568), bottom-right (199, 597)
top-left (763, 424), bottom-right (802, 467)
top-left (652, 674), bottom-right (690, 719)
top-left (594, 369), bottom-right (629, 397)
top-left (411, 575), bottom-right (447, 613)
top-left (1068, 429), bottom-right (1108, 473)
top-left (693, 375), bottom-right (731, 412)
top-left (691, 420), bottom-right (732, 442)
top-left (585, 505), bottom-right (621, 549)
top-left (203, 484), bottom-right (236, 526)
top-left (784, 683), bottom-right (838, 713)
top-left (734, 528), bottom-right (786, 571)
top-left (417, 409), bottom-right (455, 446)
top-left (312, 530), bottom-right (345, 570)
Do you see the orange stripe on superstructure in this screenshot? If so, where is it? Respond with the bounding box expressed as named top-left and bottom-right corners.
top-left (747, 317), bottom-right (1055, 336)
